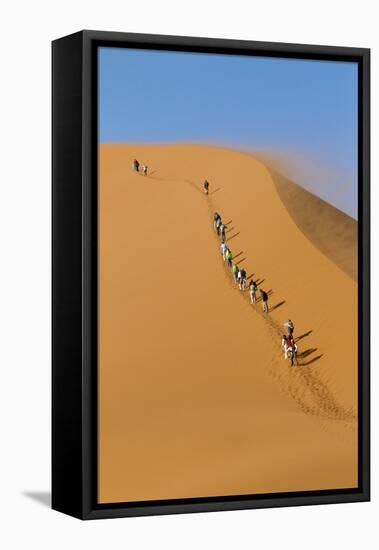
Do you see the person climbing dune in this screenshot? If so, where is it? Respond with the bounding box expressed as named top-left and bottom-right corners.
top-left (133, 158), bottom-right (140, 172)
top-left (213, 212), bottom-right (221, 232)
top-left (239, 268), bottom-right (247, 291)
top-left (260, 289), bottom-right (269, 313)
top-left (219, 222), bottom-right (227, 243)
top-left (232, 263), bottom-right (239, 283)
top-left (287, 335), bottom-right (298, 366)
top-left (225, 249), bottom-right (233, 267)
top-left (249, 279), bottom-right (257, 303)
top-left (284, 319), bottom-right (294, 337)
top-left (220, 242), bottom-right (228, 260)
top-left (203, 180), bottom-right (209, 195)
top-left (216, 216), bottom-right (222, 236)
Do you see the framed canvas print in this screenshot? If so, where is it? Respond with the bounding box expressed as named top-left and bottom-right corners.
top-left (52, 30), bottom-right (370, 519)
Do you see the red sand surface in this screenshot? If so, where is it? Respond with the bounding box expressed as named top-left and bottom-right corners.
top-left (98, 144), bottom-right (358, 503)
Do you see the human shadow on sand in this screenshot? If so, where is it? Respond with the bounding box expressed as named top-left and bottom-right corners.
top-left (300, 354), bottom-right (323, 366)
top-left (233, 252), bottom-right (244, 260)
top-left (227, 232), bottom-right (240, 241)
top-left (270, 300), bottom-right (286, 312)
top-left (295, 344), bottom-right (324, 366)
top-left (184, 179), bottom-right (203, 194)
top-left (297, 348), bottom-right (318, 359)
top-left (295, 330), bottom-right (313, 342)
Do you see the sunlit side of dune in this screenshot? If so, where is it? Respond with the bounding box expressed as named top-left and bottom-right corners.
top-left (98, 143), bottom-right (358, 503)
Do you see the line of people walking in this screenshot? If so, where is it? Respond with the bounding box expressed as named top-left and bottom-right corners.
top-left (214, 211), bottom-right (297, 365)
top-left (130, 164), bottom-right (300, 367)
top-left (214, 211), bottom-right (269, 313)
top-left (214, 212), bottom-right (227, 243)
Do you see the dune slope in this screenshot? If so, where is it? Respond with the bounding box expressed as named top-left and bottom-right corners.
top-left (269, 169), bottom-right (357, 281)
top-left (98, 143), bottom-right (358, 503)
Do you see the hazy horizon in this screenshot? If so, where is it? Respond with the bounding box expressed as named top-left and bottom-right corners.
top-left (99, 47), bottom-right (358, 218)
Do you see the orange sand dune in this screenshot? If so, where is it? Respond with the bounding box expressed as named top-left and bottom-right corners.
top-left (98, 143), bottom-right (358, 503)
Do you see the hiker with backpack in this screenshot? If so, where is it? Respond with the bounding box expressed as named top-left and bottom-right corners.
top-left (219, 222), bottom-right (227, 243)
top-left (284, 319), bottom-right (294, 337)
top-left (239, 268), bottom-right (247, 291)
top-left (249, 279), bottom-right (258, 304)
top-left (287, 335), bottom-right (298, 366)
top-left (260, 289), bottom-right (269, 313)
top-left (216, 216), bottom-right (222, 236)
top-left (203, 180), bottom-right (209, 195)
top-left (232, 263), bottom-right (239, 283)
top-left (133, 158), bottom-right (140, 172)
top-left (213, 212), bottom-right (221, 232)
top-left (225, 249), bottom-right (233, 267)
top-left (220, 242), bottom-right (228, 260)
top-left (281, 334), bottom-right (297, 365)
top-left (142, 164), bottom-right (148, 176)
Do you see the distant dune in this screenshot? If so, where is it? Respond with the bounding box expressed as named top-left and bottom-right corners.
top-left (98, 143), bottom-right (358, 504)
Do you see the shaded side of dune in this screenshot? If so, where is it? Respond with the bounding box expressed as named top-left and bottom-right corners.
top-left (266, 169), bottom-right (357, 282)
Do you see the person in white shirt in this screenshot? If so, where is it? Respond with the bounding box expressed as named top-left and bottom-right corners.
top-left (220, 242), bottom-right (228, 260)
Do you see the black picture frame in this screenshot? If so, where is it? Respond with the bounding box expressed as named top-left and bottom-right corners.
top-left (52, 30), bottom-right (370, 520)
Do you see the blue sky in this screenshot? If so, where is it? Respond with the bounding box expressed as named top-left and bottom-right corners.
top-left (99, 47), bottom-right (358, 218)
